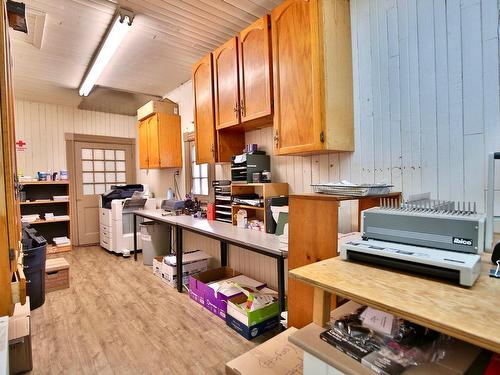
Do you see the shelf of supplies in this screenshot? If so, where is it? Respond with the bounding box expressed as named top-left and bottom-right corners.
top-left (20, 181), bottom-right (69, 185)
top-left (20, 200), bottom-right (69, 205)
top-left (232, 204), bottom-right (264, 211)
top-left (28, 218), bottom-right (70, 225)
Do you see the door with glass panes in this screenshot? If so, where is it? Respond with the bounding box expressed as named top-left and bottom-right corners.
top-left (75, 141), bottom-right (134, 245)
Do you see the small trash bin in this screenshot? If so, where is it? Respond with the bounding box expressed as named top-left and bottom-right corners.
top-left (140, 222), bottom-right (170, 266)
top-left (22, 227), bottom-right (47, 310)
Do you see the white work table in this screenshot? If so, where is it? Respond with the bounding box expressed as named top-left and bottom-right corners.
top-left (132, 209), bottom-right (287, 314)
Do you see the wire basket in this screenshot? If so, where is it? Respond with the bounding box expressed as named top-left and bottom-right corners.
top-left (311, 183), bottom-right (392, 197)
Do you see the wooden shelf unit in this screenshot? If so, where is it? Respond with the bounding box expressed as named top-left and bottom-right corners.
top-left (19, 181), bottom-right (72, 254)
top-left (230, 183), bottom-right (288, 226)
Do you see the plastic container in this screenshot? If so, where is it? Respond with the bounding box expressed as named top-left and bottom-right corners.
top-left (140, 222), bottom-right (170, 266)
top-left (23, 243), bottom-right (47, 310)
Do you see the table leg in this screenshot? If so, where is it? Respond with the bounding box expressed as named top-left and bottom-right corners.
top-left (133, 214), bottom-right (138, 261)
top-left (313, 287), bottom-right (332, 327)
top-left (176, 225), bottom-right (183, 293)
top-left (277, 256), bottom-right (286, 317)
top-left (220, 241), bottom-right (228, 267)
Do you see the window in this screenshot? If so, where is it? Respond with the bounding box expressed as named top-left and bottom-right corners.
top-left (184, 132), bottom-right (213, 201)
top-left (81, 147), bottom-right (127, 195)
top-left (189, 141), bottom-right (209, 196)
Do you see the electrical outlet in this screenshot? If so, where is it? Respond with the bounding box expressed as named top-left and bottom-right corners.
top-left (174, 170), bottom-right (180, 176)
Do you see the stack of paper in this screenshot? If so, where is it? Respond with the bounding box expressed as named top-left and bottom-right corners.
top-left (53, 215), bottom-right (70, 220)
top-left (21, 214), bottom-right (40, 223)
top-left (53, 195), bottom-right (69, 201)
top-left (53, 236), bottom-right (70, 247)
top-left (45, 213), bottom-right (54, 220)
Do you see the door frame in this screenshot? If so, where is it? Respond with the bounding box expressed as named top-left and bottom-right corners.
top-left (65, 133), bottom-right (136, 246)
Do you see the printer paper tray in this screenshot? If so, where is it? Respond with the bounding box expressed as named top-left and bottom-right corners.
top-left (346, 250), bottom-right (460, 284)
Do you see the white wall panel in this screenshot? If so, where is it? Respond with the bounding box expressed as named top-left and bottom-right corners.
top-left (14, 100), bottom-right (137, 177)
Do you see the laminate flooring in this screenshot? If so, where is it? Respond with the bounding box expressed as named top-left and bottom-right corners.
top-left (29, 246), bottom-right (266, 374)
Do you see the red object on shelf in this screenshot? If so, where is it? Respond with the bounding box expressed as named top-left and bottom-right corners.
top-left (485, 354), bottom-right (500, 375)
top-left (207, 203), bottom-right (215, 220)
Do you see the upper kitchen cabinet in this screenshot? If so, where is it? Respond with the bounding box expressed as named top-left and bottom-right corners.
top-left (238, 15), bottom-right (273, 127)
top-left (213, 37), bottom-right (240, 129)
top-left (271, 0), bottom-right (354, 155)
top-left (193, 53), bottom-right (217, 164)
top-left (138, 119), bottom-right (149, 168)
top-left (138, 113), bottom-right (182, 169)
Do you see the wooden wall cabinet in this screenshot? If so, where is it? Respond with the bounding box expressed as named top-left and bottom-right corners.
top-left (271, 0), bottom-right (354, 155)
top-left (212, 16), bottom-right (273, 132)
top-left (193, 53), bottom-right (218, 164)
top-left (138, 113), bottom-right (182, 169)
top-left (214, 37), bottom-right (240, 129)
top-left (193, 53), bottom-right (244, 164)
top-left (239, 15), bottom-right (273, 126)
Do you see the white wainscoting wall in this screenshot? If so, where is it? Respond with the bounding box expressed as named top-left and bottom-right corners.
top-left (14, 100), bottom-right (137, 177)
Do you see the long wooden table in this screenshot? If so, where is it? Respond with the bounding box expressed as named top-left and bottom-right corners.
top-left (289, 254), bottom-right (500, 353)
top-left (132, 209), bottom-right (288, 315)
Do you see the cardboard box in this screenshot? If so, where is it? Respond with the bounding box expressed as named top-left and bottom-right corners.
top-left (160, 251), bottom-right (210, 288)
top-left (8, 297), bottom-right (30, 341)
top-left (137, 99), bottom-right (178, 121)
top-left (225, 328), bottom-right (303, 375)
top-left (152, 256), bottom-right (163, 277)
top-left (188, 267), bottom-right (265, 320)
top-left (227, 288), bottom-right (279, 325)
top-left (226, 315), bottom-right (279, 340)
top-left (9, 297), bottom-right (33, 374)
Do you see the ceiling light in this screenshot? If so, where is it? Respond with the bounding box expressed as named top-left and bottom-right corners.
top-left (79, 9), bottom-right (134, 97)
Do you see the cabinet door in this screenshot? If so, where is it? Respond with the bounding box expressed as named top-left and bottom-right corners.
top-left (239, 15), bottom-right (273, 123)
top-left (138, 120), bottom-right (149, 169)
top-left (147, 115), bottom-right (160, 168)
top-left (272, 0), bottom-right (324, 154)
top-left (192, 53), bottom-right (217, 164)
top-left (158, 114), bottom-right (182, 168)
top-left (213, 37), bottom-right (240, 129)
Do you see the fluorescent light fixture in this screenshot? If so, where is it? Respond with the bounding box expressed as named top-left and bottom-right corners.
top-left (79, 10), bottom-right (134, 96)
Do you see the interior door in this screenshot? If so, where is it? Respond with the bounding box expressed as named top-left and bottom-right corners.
top-left (138, 119), bottom-right (149, 169)
top-left (272, 0), bottom-right (324, 154)
top-left (213, 37), bottom-right (240, 129)
top-left (74, 142), bottom-right (134, 245)
top-left (239, 15), bottom-right (273, 123)
top-left (147, 115), bottom-right (160, 168)
top-left (192, 53), bottom-right (216, 164)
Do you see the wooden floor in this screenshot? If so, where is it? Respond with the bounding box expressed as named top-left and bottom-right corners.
top-left (29, 246), bottom-right (264, 374)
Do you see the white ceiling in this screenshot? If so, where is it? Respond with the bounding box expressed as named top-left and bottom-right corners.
top-left (10, 0), bottom-right (281, 107)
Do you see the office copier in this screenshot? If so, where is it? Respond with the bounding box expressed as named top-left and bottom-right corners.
top-left (99, 184), bottom-right (155, 257)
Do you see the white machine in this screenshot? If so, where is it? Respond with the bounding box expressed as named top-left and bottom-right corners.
top-left (340, 238), bottom-right (482, 287)
top-left (99, 184), bottom-right (156, 257)
top-left (340, 196), bottom-right (486, 287)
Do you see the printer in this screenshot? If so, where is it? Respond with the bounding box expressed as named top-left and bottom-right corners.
top-left (340, 198), bottom-right (484, 286)
top-left (99, 184), bottom-right (156, 257)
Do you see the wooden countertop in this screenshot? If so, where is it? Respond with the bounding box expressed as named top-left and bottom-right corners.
top-left (135, 209), bottom-right (286, 258)
top-left (289, 255), bottom-right (500, 352)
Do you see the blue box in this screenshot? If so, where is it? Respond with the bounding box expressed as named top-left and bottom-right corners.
top-left (226, 314), bottom-right (279, 340)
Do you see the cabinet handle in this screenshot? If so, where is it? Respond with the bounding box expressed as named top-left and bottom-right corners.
top-left (273, 131), bottom-right (279, 147)
top-left (233, 101), bottom-right (240, 119)
top-left (211, 144), bottom-right (215, 158)
top-left (240, 99), bottom-right (245, 118)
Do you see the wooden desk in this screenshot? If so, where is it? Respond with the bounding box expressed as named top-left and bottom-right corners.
top-left (288, 192), bottom-right (402, 328)
top-left (132, 210), bottom-right (288, 315)
top-left (289, 255), bottom-right (500, 352)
